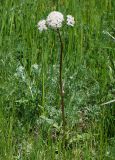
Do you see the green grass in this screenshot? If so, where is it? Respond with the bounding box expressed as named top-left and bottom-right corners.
top-left (0, 0), bottom-right (115, 159)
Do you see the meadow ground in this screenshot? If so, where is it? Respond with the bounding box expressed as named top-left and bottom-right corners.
top-left (0, 0), bottom-right (115, 159)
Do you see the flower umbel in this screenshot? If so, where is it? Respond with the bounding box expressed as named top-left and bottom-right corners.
top-left (37, 20), bottom-right (47, 32)
top-left (37, 11), bottom-right (75, 31)
top-left (67, 15), bottom-right (75, 27)
top-left (47, 11), bottom-right (64, 29)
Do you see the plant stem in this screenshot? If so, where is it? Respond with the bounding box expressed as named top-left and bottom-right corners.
top-left (57, 29), bottom-right (65, 143)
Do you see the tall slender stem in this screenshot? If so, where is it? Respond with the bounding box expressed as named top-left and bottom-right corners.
top-left (57, 29), bottom-right (65, 140)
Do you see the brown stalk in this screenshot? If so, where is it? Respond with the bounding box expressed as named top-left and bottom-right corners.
top-left (57, 29), bottom-right (65, 142)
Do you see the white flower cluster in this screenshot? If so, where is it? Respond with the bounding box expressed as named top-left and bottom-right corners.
top-left (37, 11), bottom-right (75, 32)
top-left (37, 20), bottom-right (47, 32)
top-left (47, 11), bottom-right (64, 29)
top-left (67, 15), bottom-right (75, 27)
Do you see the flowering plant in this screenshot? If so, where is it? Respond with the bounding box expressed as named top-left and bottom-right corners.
top-left (37, 11), bottom-right (75, 147)
top-left (37, 11), bottom-right (75, 31)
